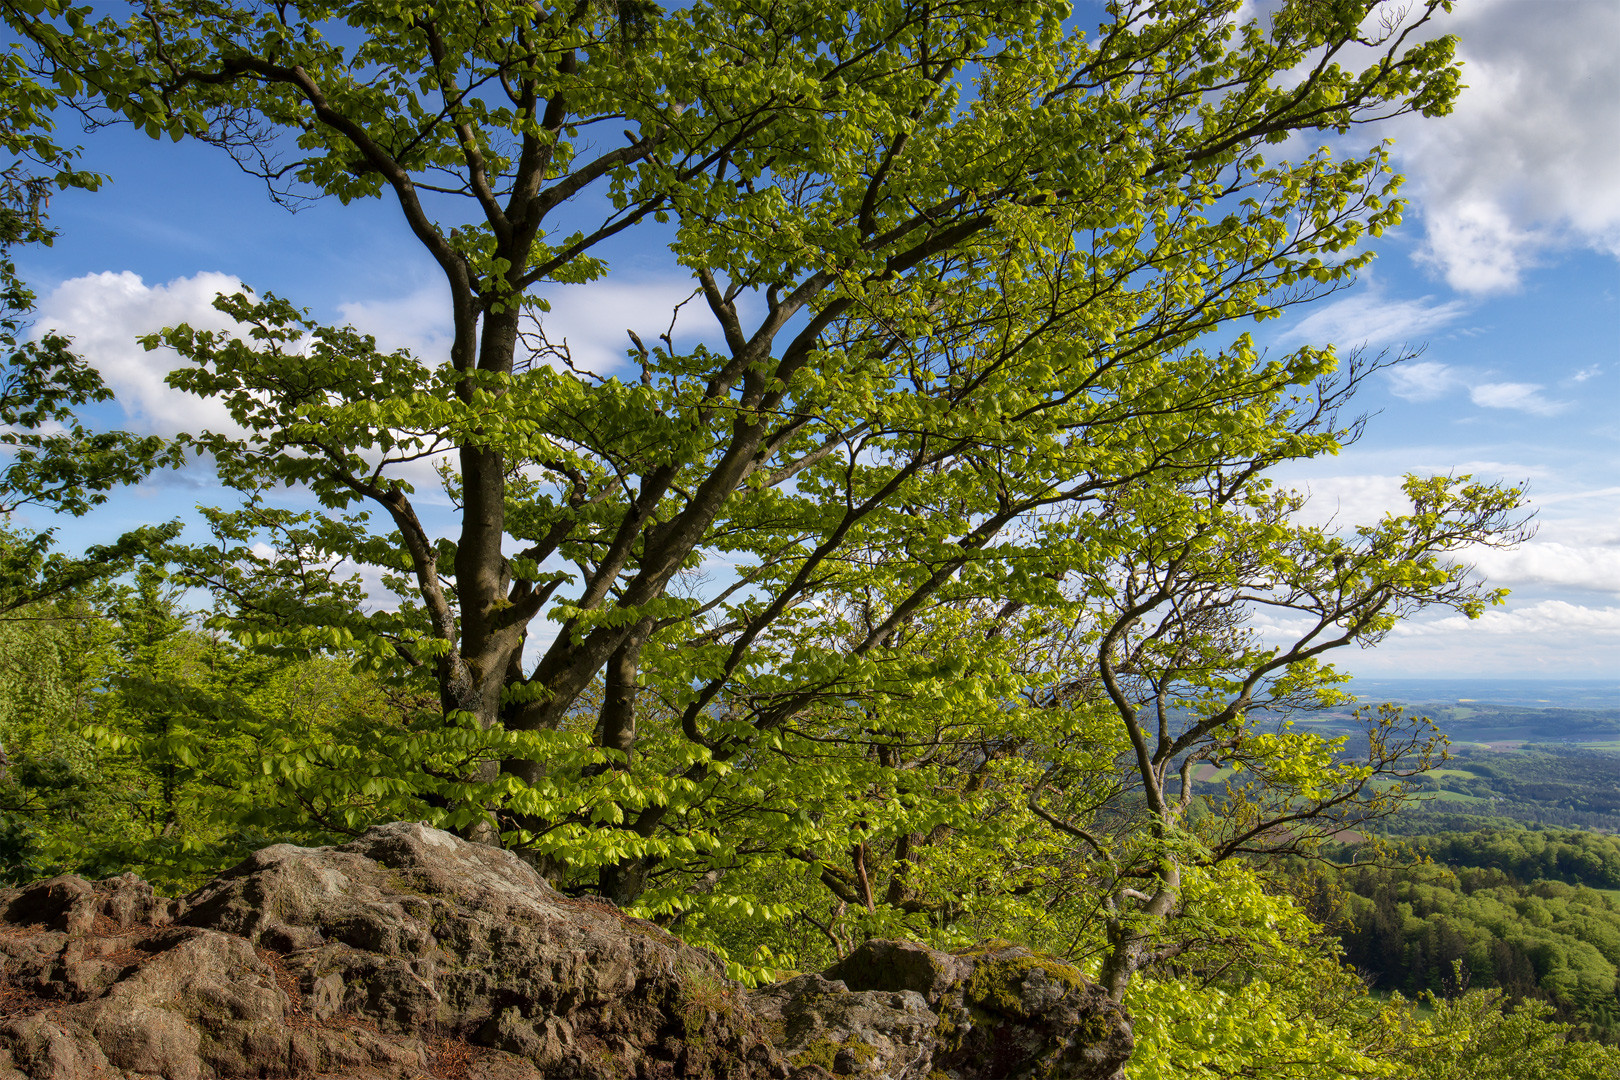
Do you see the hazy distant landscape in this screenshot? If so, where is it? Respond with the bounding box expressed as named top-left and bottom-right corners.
top-left (1350, 679), bottom-right (1620, 712)
top-left (1289, 679), bottom-right (1620, 748)
top-left (1286, 679), bottom-right (1620, 1042)
top-left (1274, 679), bottom-right (1620, 832)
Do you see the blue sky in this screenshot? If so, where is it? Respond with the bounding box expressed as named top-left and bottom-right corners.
top-left (12, 0), bottom-right (1619, 680)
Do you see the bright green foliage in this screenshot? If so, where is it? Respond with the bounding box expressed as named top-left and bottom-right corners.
top-left (1387, 985), bottom-right (1620, 1080)
top-left (1415, 827), bottom-right (1620, 891)
top-left (0, 4), bottom-right (1596, 1076)
top-left (1101, 865), bottom-right (1620, 1080)
top-left (0, 571), bottom-right (421, 891)
top-left (0, 585), bottom-right (116, 881)
top-left (1127, 965), bottom-right (1393, 1080)
top-left (1, 0), bottom-right (1521, 989)
top-left (0, 4), bottom-right (1464, 719)
top-left (1103, 861), bottom-right (1391, 1079)
top-left (1331, 857), bottom-right (1620, 1041)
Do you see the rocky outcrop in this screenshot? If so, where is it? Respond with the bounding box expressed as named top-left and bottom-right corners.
top-left (0, 823), bottom-right (1132, 1079)
top-left (768, 939), bottom-right (1133, 1080)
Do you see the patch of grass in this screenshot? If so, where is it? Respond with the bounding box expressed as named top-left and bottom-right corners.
top-left (1418, 790), bottom-right (1488, 805)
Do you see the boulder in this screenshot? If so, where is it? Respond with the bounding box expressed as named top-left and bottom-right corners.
top-left (750, 973), bottom-right (937, 1078)
top-left (784, 939), bottom-right (1133, 1080)
top-left (0, 823), bottom-right (1131, 1079)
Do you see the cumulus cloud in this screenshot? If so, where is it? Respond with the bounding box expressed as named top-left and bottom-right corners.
top-left (1465, 540), bottom-right (1620, 596)
top-left (1276, 467), bottom-right (1538, 533)
top-left (337, 283), bottom-right (455, 362)
top-left (338, 276), bottom-right (736, 378)
top-left (1460, 507), bottom-right (1620, 597)
top-left (1244, 596), bottom-right (1620, 678)
top-left (1389, 0), bottom-right (1620, 292)
top-left (1242, 3), bottom-right (1620, 292)
top-left (1241, 469), bottom-right (1619, 675)
top-left (1244, 587), bottom-right (1620, 678)
top-left (1280, 473), bottom-right (1620, 577)
top-left (526, 278), bottom-right (723, 376)
top-left (1342, 599), bottom-right (1620, 677)
top-left (33, 270), bottom-right (251, 437)
top-left (33, 271), bottom-right (459, 500)
top-left (336, 274), bottom-right (728, 374)
top-left (1279, 473), bottom-right (1414, 529)
top-left (34, 269), bottom-right (734, 432)
top-left (1392, 600), bottom-right (1620, 639)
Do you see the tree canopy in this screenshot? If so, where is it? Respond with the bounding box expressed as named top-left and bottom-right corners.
top-left (0, 0), bottom-right (1533, 1018)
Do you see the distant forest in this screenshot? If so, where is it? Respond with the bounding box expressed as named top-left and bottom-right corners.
top-left (1307, 828), bottom-right (1620, 1042)
top-left (1392, 745), bottom-right (1620, 833)
top-left (1288, 704), bottom-right (1620, 1045)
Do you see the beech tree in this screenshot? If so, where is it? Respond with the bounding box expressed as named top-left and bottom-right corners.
top-left (1031, 467), bottom-right (1524, 1000)
top-left (2, 0), bottom-right (1505, 933)
top-left (631, 418), bottom-right (1524, 988)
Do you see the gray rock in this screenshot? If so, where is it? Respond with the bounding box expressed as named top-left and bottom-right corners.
top-left (808, 939), bottom-right (1134, 1080)
top-left (0, 823), bottom-right (1132, 1080)
top-left (750, 973), bottom-right (936, 1078)
top-left (823, 939), bottom-right (970, 1006)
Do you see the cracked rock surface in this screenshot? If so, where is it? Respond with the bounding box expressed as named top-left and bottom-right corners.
top-left (0, 823), bottom-right (1131, 1079)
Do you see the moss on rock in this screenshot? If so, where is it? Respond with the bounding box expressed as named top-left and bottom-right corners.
top-left (963, 952), bottom-right (1088, 1019)
top-left (790, 1034), bottom-right (880, 1074)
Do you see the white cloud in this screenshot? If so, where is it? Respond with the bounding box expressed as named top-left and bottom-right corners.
top-left (1245, 607), bottom-right (1335, 645)
top-left (1343, 599), bottom-right (1620, 677)
top-left (337, 283), bottom-right (454, 362)
top-left (1282, 473), bottom-right (1414, 529)
top-left (1467, 381), bottom-right (1566, 416)
top-left (1380, 363), bottom-right (1566, 415)
top-left (33, 269), bottom-right (732, 458)
top-left (1278, 472), bottom-right (1620, 594)
top-left (1386, 360), bottom-right (1463, 402)
top-left (34, 270), bottom-right (251, 437)
top-left (1536, 486), bottom-right (1620, 509)
top-left (1245, 595), bottom-right (1620, 679)
top-left (524, 278), bottom-right (722, 376)
top-left (33, 271), bottom-right (466, 501)
top-left (1415, 200), bottom-right (1543, 294)
top-left (1465, 539), bottom-right (1620, 596)
top-left (1281, 291), bottom-right (1470, 350)
top-left (1390, 0), bottom-right (1620, 292)
top-left (1392, 599), bottom-right (1620, 639)
top-left (1461, 508), bottom-right (1620, 596)
top-left (336, 276), bottom-right (724, 377)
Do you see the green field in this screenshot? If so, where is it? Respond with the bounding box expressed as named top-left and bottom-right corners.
top-left (1419, 789), bottom-right (1489, 805)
